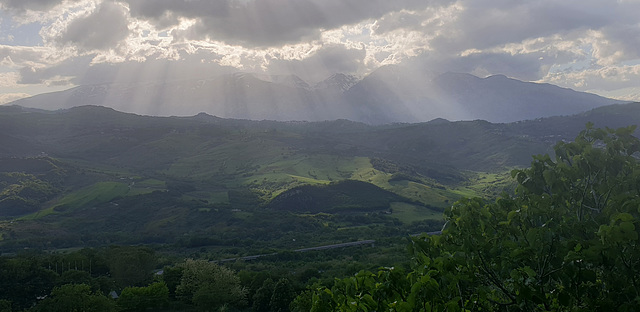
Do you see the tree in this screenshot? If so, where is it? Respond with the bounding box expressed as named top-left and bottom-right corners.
top-left (35, 284), bottom-right (116, 312)
top-left (308, 125), bottom-right (640, 311)
top-left (58, 270), bottom-right (93, 286)
top-left (252, 278), bottom-right (275, 312)
top-left (0, 300), bottom-right (11, 312)
top-left (162, 265), bottom-right (184, 299)
top-left (289, 289), bottom-right (313, 312)
top-left (176, 259), bottom-right (247, 311)
top-left (105, 246), bottom-right (156, 287)
top-left (118, 281), bottom-right (169, 311)
top-left (0, 256), bottom-right (57, 310)
top-left (269, 278), bottom-right (296, 312)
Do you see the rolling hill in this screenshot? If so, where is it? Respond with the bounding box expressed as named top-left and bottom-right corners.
top-left (0, 103), bottom-right (638, 251)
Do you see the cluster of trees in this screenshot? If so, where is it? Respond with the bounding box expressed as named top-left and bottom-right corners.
top-left (1, 246), bottom-right (329, 312)
top-left (0, 252), bottom-right (248, 311)
top-left (307, 125), bottom-right (640, 311)
top-left (0, 246), bottom-right (151, 311)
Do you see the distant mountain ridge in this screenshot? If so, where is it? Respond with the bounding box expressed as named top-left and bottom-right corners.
top-left (2, 102), bottom-right (639, 170)
top-left (8, 66), bottom-right (623, 124)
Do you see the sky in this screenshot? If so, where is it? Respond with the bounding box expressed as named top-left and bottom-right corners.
top-left (1, 0), bottom-right (640, 105)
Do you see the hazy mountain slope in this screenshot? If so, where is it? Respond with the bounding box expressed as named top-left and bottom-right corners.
top-left (431, 73), bottom-right (622, 123)
top-left (314, 73), bottom-right (359, 93)
top-left (9, 68), bottom-right (623, 124)
top-left (506, 102), bottom-right (640, 142)
top-left (10, 73), bottom-right (329, 120)
top-left (342, 66), bottom-right (623, 123)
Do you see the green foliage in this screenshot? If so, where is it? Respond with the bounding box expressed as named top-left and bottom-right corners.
top-left (118, 282), bottom-right (169, 311)
top-left (176, 259), bottom-right (248, 311)
top-left (0, 256), bottom-right (57, 310)
top-left (250, 277), bottom-right (298, 312)
top-left (162, 265), bottom-right (184, 299)
top-left (106, 246), bottom-right (156, 287)
top-left (268, 180), bottom-right (415, 213)
top-left (0, 300), bottom-right (11, 312)
top-left (34, 284), bottom-right (116, 312)
top-left (0, 172), bottom-right (57, 216)
top-left (308, 125), bottom-right (640, 311)
top-left (289, 289), bottom-right (313, 312)
top-left (52, 182), bottom-right (130, 212)
top-left (252, 278), bottom-right (275, 312)
top-left (270, 278), bottom-right (296, 312)
top-left (58, 270), bottom-right (93, 286)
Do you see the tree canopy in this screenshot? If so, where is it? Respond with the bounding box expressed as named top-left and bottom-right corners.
top-left (176, 259), bottom-right (248, 311)
top-left (34, 284), bottom-right (116, 312)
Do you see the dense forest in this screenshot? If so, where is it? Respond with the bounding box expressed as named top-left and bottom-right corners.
top-left (1, 124), bottom-right (638, 311)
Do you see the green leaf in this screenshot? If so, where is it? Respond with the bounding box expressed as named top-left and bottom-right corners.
top-left (523, 266), bottom-right (537, 278)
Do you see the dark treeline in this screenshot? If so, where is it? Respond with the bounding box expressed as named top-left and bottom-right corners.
top-left (0, 239), bottom-right (410, 311)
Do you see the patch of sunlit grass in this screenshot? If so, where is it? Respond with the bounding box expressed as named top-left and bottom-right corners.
top-left (20, 182), bottom-right (130, 220)
top-left (390, 202), bottom-right (443, 224)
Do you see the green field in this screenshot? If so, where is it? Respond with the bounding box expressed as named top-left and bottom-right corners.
top-left (389, 202), bottom-right (442, 224)
top-left (21, 182), bottom-right (130, 220)
top-left (128, 179), bottom-right (167, 196)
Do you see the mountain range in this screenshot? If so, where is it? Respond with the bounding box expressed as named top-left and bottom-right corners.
top-left (9, 65), bottom-right (623, 124)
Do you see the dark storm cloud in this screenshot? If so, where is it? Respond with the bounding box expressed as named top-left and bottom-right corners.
top-left (0, 0), bottom-right (65, 11)
top-left (126, 0), bottom-right (230, 29)
top-left (596, 25), bottom-right (640, 63)
top-left (429, 0), bottom-right (640, 52)
top-left (0, 0), bottom-right (81, 12)
top-left (122, 0), bottom-right (450, 47)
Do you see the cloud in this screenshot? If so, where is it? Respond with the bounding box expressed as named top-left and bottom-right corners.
top-left (542, 64), bottom-right (640, 91)
top-left (122, 0), bottom-right (451, 47)
top-left (362, 0), bottom-right (640, 86)
top-left (589, 25), bottom-right (640, 66)
top-left (0, 0), bottom-right (70, 12)
top-left (125, 0), bottom-right (229, 29)
top-left (0, 0), bottom-right (86, 24)
top-left (2, 0), bottom-right (640, 102)
top-left (427, 0), bottom-right (635, 53)
top-left (48, 1), bottom-right (130, 51)
top-left (17, 51), bottom-right (239, 86)
top-left (0, 71), bottom-right (20, 87)
top-left (0, 92), bottom-right (29, 104)
top-left (0, 45), bottom-right (68, 69)
top-left (591, 87), bottom-right (640, 102)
